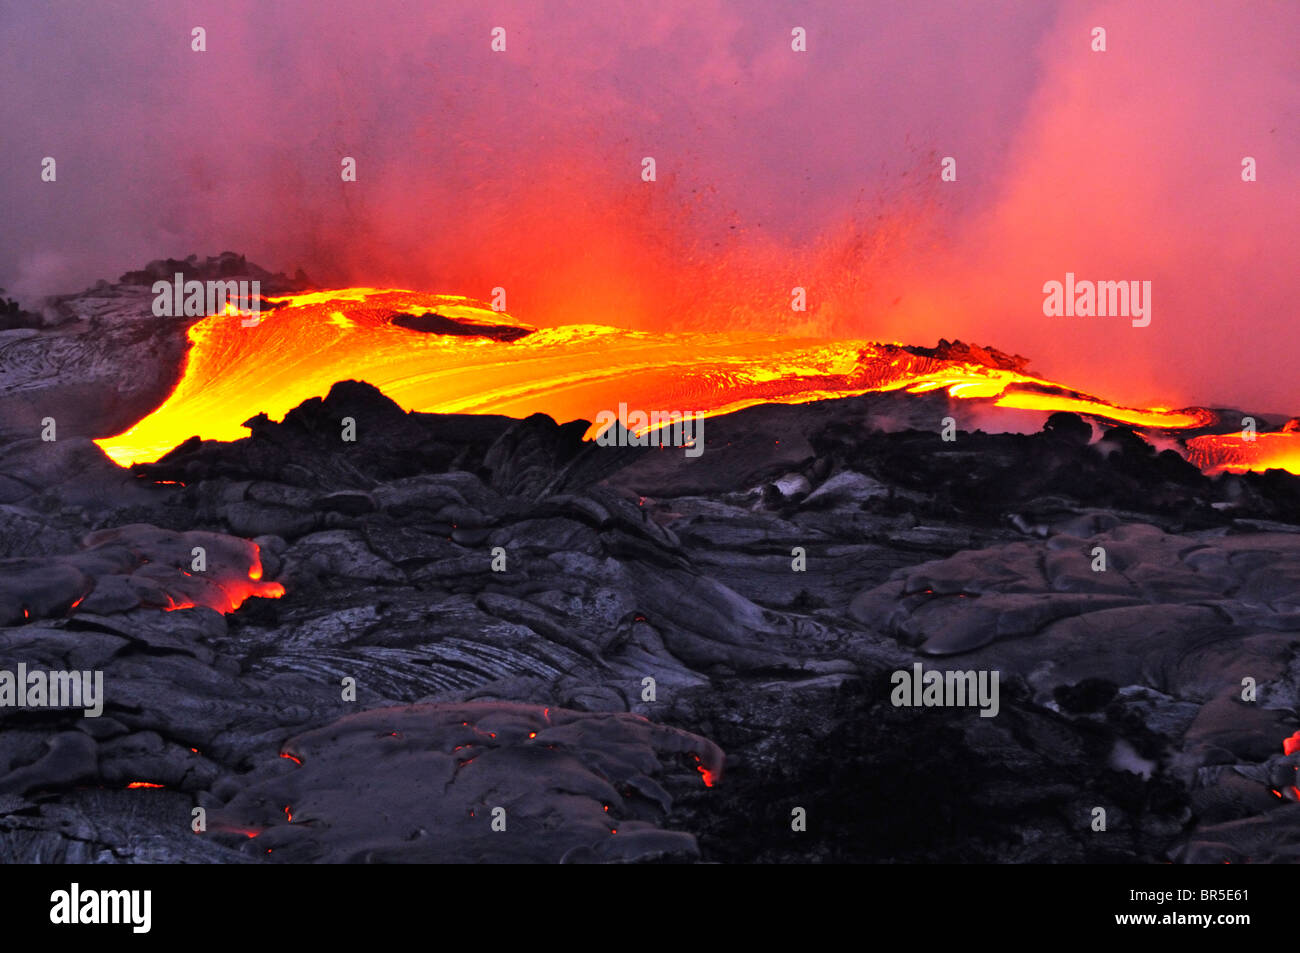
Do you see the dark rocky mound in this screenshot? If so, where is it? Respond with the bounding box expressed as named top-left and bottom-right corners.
top-left (208, 702), bottom-right (721, 863)
top-left (903, 337), bottom-right (1032, 373)
top-left (117, 251), bottom-right (312, 295)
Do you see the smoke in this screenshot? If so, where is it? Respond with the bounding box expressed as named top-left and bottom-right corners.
top-left (1, 0), bottom-right (1295, 409)
top-left (896, 0), bottom-right (1300, 412)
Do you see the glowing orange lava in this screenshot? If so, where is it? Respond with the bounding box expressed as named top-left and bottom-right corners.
top-left (92, 288), bottom-right (1284, 473)
top-left (158, 548), bottom-right (284, 614)
top-left (692, 753), bottom-right (717, 787)
top-left (1186, 432), bottom-right (1300, 475)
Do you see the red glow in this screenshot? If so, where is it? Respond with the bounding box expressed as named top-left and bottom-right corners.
top-left (1284, 732), bottom-right (1300, 756)
top-left (151, 544), bottom-right (284, 615)
top-left (284, 806), bottom-right (293, 822)
top-left (692, 753), bottom-right (717, 787)
top-left (280, 752), bottom-right (302, 765)
top-left (125, 781), bottom-right (164, 789)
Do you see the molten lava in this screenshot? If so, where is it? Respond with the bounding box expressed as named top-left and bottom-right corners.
top-left (160, 551), bottom-right (284, 614)
top-left (93, 288), bottom-right (1286, 473)
top-left (1186, 432), bottom-right (1300, 475)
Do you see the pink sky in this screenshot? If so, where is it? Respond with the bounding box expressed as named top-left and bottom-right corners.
top-left (2, 0), bottom-right (1296, 411)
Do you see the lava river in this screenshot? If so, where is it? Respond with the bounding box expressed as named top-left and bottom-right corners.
top-left (95, 288), bottom-right (1296, 474)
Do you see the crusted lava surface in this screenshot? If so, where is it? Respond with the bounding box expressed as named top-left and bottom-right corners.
top-left (2, 374), bottom-right (1299, 862)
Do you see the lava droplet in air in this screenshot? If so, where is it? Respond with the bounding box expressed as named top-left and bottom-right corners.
top-left (86, 287), bottom-right (1279, 473)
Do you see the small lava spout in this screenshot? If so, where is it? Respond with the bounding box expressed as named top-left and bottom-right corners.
top-left (1284, 731), bottom-right (1300, 757)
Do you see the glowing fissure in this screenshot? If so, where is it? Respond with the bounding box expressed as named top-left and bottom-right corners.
top-left (93, 288), bottom-right (1291, 473)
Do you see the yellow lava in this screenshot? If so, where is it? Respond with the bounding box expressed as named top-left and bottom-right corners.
top-left (1186, 432), bottom-right (1300, 475)
top-left (96, 288), bottom-right (1229, 468)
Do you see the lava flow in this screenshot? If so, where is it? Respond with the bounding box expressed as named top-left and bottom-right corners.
top-left (1186, 425), bottom-right (1300, 475)
top-left (94, 288), bottom-right (1294, 473)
